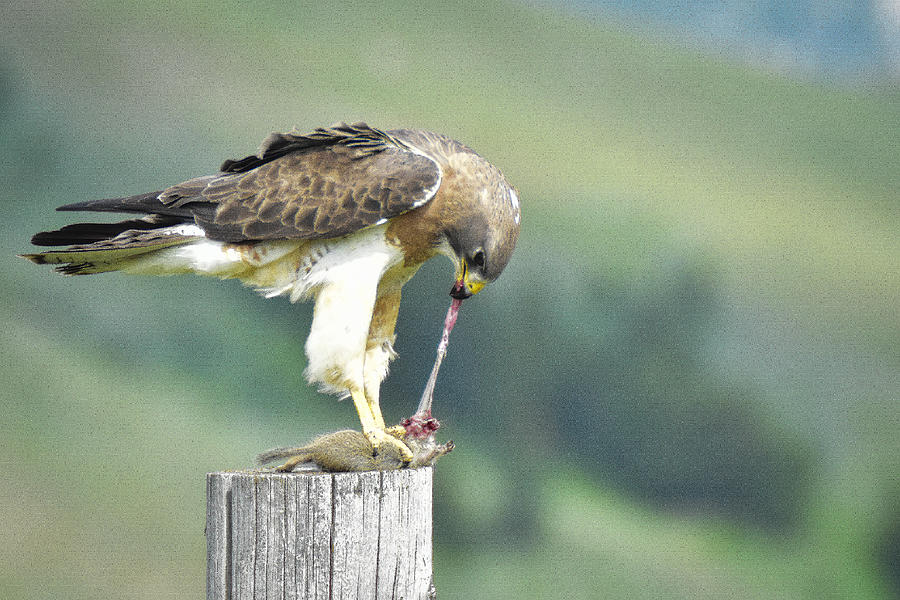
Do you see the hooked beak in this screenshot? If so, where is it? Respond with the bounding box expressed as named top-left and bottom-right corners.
top-left (450, 261), bottom-right (486, 299)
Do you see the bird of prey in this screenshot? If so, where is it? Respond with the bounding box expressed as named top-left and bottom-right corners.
top-left (22, 122), bottom-right (521, 463)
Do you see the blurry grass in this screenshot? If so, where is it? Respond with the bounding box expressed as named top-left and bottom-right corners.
top-left (437, 467), bottom-right (892, 599)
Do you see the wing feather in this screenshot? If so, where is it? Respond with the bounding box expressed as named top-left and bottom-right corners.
top-left (161, 122), bottom-right (442, 242)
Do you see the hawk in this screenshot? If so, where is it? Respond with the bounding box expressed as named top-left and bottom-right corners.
top-left (22, 122), bottom-right (521, 463)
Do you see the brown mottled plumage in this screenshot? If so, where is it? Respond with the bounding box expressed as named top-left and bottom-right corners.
top-left (166, 126), bottom-right (443, 241)
top-left (22, 122), bottom-right (520, 469)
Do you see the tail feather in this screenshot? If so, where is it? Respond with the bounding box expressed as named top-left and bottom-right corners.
top-left (20, 227), bottom-right (203, 275)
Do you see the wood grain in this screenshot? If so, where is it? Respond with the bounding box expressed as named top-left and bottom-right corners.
top-left (206, 468), bottom-right (435, 600)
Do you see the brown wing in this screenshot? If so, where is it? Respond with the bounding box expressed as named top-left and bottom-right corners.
top-left (160, 122), bottom-right (442, 242)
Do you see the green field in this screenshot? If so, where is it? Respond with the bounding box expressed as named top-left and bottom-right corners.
top-left (1, 1), bottom-right (897, 598)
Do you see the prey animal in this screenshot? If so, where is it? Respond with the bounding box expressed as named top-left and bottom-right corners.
top-left (22, 122), bottom-right (521, 466)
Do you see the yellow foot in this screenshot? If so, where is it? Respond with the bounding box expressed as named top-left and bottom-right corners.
top-left (385, 424), bottom-right (407, 439)
top-left (365, 428), bottom-right (413, 464)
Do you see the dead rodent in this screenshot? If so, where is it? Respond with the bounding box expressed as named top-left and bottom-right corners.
top-left (257, 429), bottom-right (453, 472)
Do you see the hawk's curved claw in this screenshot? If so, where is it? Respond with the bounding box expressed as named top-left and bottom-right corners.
top-left (365, 428), bottom-right (413, 463)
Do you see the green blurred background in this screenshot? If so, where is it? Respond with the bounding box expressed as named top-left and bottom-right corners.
top-left (2, 1), bottom-right (897, 598)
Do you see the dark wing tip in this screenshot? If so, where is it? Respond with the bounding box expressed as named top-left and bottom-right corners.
top-left (30, 231), bottom-right (53, 245)
top-left (29, 215), bottom-right (186, 247)
top-left (53, 192), bottom-right (167, 215)
top-left (56, 203), bottom-right (84, 212)
top-left (56, 200), bottom-right (103, 212)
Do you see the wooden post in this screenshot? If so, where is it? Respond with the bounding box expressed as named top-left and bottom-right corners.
top-left (206, 468), bottom-right (435, 600)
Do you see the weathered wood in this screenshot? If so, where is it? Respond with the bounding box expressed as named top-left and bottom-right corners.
top-left (206, 468), bottom-right (435, 600)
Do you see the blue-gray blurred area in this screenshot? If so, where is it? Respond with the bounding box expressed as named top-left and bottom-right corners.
top-left (557, 0), bottom-right (900, 82)
top-left (1, 1), bottom-right (897, 598)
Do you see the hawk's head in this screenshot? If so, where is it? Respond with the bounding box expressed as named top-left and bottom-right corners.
top-left (445, 181), bottom-right (521, 300)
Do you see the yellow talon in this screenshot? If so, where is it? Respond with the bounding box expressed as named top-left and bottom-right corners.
top-left (366, 428), bottom-right (413, 462)
top-left (350, 388), bottom-right (412, 462)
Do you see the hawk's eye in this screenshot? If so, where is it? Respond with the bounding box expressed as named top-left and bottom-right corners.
top-left (471, 249), bottom-right (485, 268)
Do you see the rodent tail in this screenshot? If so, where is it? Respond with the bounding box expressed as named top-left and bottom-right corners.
top-left (256, 446), bottom-right (309, 465)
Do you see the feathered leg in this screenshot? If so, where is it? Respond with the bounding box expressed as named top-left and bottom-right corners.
top-left (303, 255), bottom-right (412, 464)
top-left (364, 289), bottom-right (403, 431)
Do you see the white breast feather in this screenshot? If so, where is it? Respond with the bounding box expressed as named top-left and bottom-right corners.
top-left (299, 226), bottom-right (405, 393)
